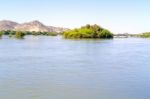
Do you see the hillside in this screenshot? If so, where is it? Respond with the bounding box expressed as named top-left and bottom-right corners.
top-left (0, 20), bottom-right (68, 33)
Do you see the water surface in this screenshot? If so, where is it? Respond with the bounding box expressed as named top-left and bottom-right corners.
top-left (0, 36), bottom-right (150, 99)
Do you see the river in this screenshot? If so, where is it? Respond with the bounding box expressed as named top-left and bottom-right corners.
top-left (0, 36), bottom-right (150, 99)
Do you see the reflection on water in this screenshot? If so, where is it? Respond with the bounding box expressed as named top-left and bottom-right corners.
top-left (0, 36), bottom-right (150, 99)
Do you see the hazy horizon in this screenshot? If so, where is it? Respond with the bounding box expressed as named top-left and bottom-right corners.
top-left (0, 0), bottom-right (150, 34)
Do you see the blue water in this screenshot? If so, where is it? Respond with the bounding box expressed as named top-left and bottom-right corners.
top-left (0, 36), bottom-right (150, 99)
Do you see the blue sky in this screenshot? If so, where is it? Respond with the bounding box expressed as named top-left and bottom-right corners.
top-left (0, 0), bottom-right (150, 33)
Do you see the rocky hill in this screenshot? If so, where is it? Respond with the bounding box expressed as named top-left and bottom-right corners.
top-left (14, 20), bottom-right (50, 32)
top-left (0, 20), bottom-right (68, 33)
top-left (0, 20), bottom-right (18, 31)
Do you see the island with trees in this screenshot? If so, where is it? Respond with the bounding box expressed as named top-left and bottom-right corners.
top-left (63, 24), bottom-right (113, 39)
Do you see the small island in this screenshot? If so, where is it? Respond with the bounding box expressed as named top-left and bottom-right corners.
top-left (63, 24), bottom-right (113, 39)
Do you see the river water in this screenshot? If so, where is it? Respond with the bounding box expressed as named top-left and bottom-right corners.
top-left (0, 36), bottom-right (150, 99)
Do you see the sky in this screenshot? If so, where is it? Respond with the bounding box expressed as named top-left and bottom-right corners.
top-left (0, 0), bottom-right (150, 33)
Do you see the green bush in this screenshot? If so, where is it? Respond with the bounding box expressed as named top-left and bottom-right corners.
top-left (0, 31), bottom-right (3, 38)
top-left (98, 29), bottom-right (113, 38)
top-left (15, 31), bottom-right (25, 39)
top-left (140, 32), bottom-right (150, 38)
top-left (63, 24), bottom-right (113, 39)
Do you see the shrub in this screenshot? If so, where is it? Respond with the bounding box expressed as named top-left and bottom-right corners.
top-left (140, 32), bottom-right (150, 38)
top-left (0, 31), bottom-right (3, 38)
top-left (98, 29), bottom-right (113, 38)
top-left (15, 31), bottom-right (25, 39)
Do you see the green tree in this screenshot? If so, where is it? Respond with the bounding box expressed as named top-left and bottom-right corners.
top-left (98, 29), bottom-right (113, 38)
top-left (15, 31), bottom-right (25, 39)
top-left (0, 31), bottom-right (3, 38)
top-left (140, 32), bottom-right (150, 38)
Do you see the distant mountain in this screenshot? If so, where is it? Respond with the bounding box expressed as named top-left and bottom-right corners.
top-left (48, 26), bottom-right (69, 33)
top-left (0, 20), bottom-right (68, 33)
top-left (14, 20), bottom-right (50, 32)
top-left (0, 20), bottom-right (18, 31)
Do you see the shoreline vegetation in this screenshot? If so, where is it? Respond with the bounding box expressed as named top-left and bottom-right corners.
top-left (0, 24), bottom-right (150, 39)
top-left (0, 30), bottom-right (58, 39)
top-left (114, 33), bottom-right (150, 38)
top-left (139, 32), bottom-right (150, 38)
